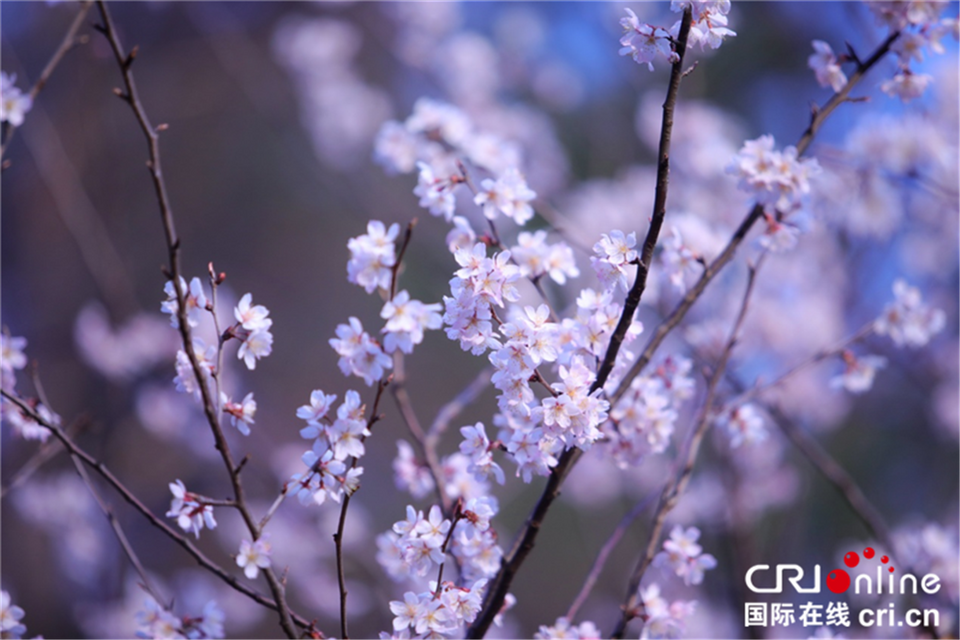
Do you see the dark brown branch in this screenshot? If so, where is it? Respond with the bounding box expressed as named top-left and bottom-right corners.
top-left (0, 389), bottom-right (314, 630)
top-left (0, 1), bottom-right (92, 160)
top-left (93, 4), bottom-right (296, 635)
top-left (610, 258), bottom-right (762, 639)
top-left (466, 10), bottom-right (694, 638)
top-left (335, 378), bottom-right (388, 640)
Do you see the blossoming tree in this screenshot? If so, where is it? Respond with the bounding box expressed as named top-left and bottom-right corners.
top-left (1, 1), bottom-right (958, 639)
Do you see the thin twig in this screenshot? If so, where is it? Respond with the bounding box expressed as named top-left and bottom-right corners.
top-left (1, 417), bottom-right (87, 499)
top-left (0, 1), bottom-right (92, 160)
top-left (466, 11), bottom-right (695, 637)
top-left (93, 4), bottom-right (297, 635)
top-left (68, 448), bottom-right (169, 608)
top-left (725, 322), bottom-right (874, 409)
top-left (392, 352), bottom-right (452, 515)
top-left (0, 389), bottom-right (314, 630)
top-left (428, 366), bottom-right (493, 445)
top-left (334, 218), bottom-right (417, 638)
top-left (565, 490), bottom-right (657, 622)
top-left (768, 400), bottom-right (893, 553)
top-left (335, 379), bottom-right (389, 640)
top-left (610, 257), bottom-right (763, 639)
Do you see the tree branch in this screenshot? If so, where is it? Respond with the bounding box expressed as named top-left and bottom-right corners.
top-left (0, 389), bottom-right (314, 631)
top-left (93, 4), bottom-right (296, 634)
top-left (610, 256), bottom-right (763, 639)
top-left (466, 10), bottom-right (694, 637)
top-left (609, 29), bottom-right (901, 407)
top-left (0, 1), bottom-right (92, 160)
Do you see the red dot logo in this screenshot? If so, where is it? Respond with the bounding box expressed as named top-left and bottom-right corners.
top-left (844, 551), bottom-right (860, 568)
top-left (826, 569), bottom-right (851, 593)
top-left (881, 555), bottom-right (889, 564)
top-left (864, 547), bottom-right (875, 559)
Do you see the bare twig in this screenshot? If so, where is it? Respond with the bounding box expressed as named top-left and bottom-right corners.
top-left (428, 366), bottom-right (493, 444)
top-left (725, 322), bottom-right (874, 409)
top-left (93, 4), bottom-right (296, 635)
top-left (1, 1), bottom-right (92, 160)
top-left (392, 352), bottom-right (452, 515)
top-left (335, 379), bottom-right (388, 640)
top-left (565, 490), bottom-right (657, 622)
top-left (770, 401), bottom-right (893, 552)
top-left (68, 448), bottom-right (169, 608)
top-left (467, 10), bottom-right (695, 637)
top-left (1, 417), bottom-right (86, 499)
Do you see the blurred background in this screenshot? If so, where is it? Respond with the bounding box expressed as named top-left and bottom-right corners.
top-left (1, 2), bottom-right (958, 638)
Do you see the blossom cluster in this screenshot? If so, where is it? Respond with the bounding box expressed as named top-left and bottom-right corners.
top-left (653, 525), bottom-right (718, 586)
top-left (289, 389), bottom-right (366, 507)
top-left (607, 354), bottom-right (695, 467)
top-left (727, 135), bottom-right (821, 221)
top-left (809, 3), bottom-right (957, 102)
top-left (135, 597), bottom-right (225, 640)
top-left (375, 97), bottom-right (537, 230)
top-left (164, 277), bottom-right (272, 428)
top-left (387, 578), bottom-right (486, 639)
top-left (535, 617), bottom-right (602, 639)
top-left (872, 2), bottom-right (957, 102)
top-left (379, 498), bottom-right (502, 588)
top-left (166, 479), bottom-right (217, 539)
top-left (619, 1), bottom-right (736, 71)
top-left (1, 72), bottom-right (32, 127)
top-left (0, 334), bottom-right (57, 442)
top-left (340, 220), bottom-right (443, 380)
top-left (638, 583), bottom-right (697, 639)
top-left (874, 278), bottom-right (946, 348)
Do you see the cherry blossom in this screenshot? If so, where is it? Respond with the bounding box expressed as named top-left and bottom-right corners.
top-left (166, 479), bottom-right (217, 539)
top-left (881, 70), bottom-right (934, 102)
top-left (347, 220), bottom-right (400, 294)
top-left (330, 317), bottom-right (392, 386)
top-left (161, 276), bottom-right (208, 329)
top-left (237, 536), bottom-right (272, 580)
top-left (0, 590), bottom-right (26, 639)
top-left (808, 40), bottom-right (848, 92)
top-left (874, 279), bottom-right (945, 347)
top-left (473, 167), bottom-right (537, 225)
top-left (0, 72), bottom-right (32, 127)
top-left (381, 290), bottom-right (443, 354)
top-left (653, 525), bottom-right (718, 586)
top-left (619, 10), bottom-right (676, 71)
top-left (591, 230), bottom-right (638, 292)
top-left (221, 391), bottom-right (256, 435)
top-left (718, 403), bottom-right (767, 448)
top-left (830, 352), bottom-right (887, 394)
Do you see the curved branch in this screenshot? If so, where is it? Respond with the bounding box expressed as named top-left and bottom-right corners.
top-left (0, 1), bottom-right (92, 160)
top-left (610, 257), bottom-right (763, 639)
top-left (0, 389), bottom-right (314, 631)
top-left (92, 4), bottom-right (297, 635)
